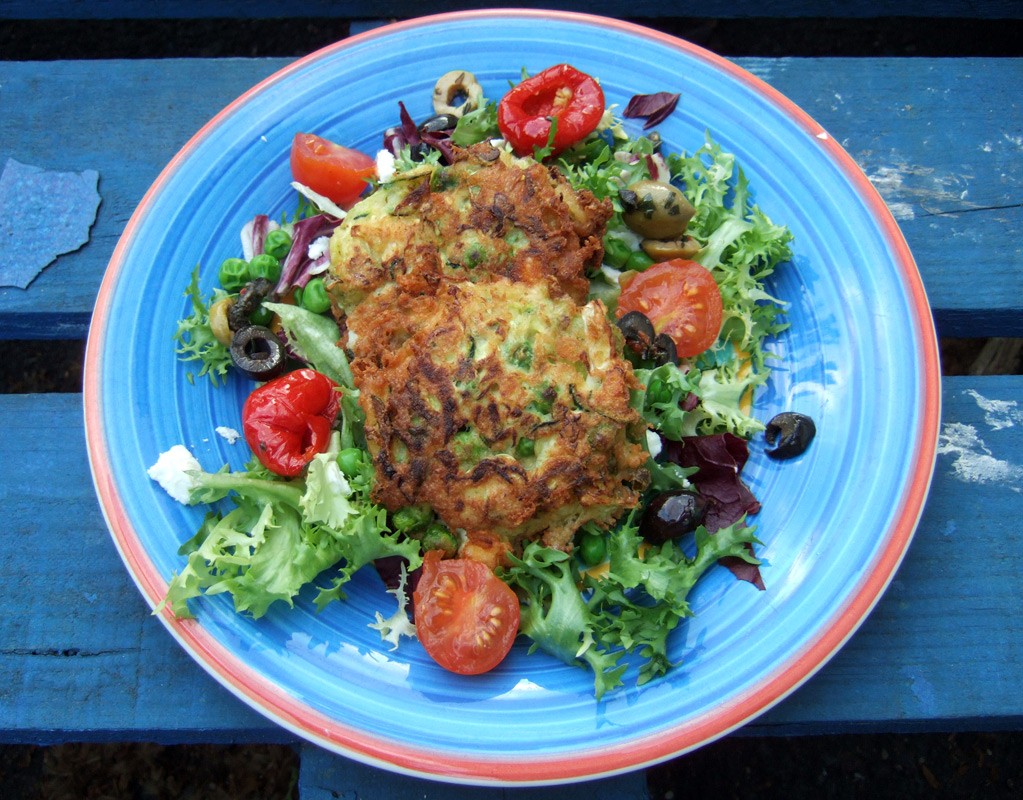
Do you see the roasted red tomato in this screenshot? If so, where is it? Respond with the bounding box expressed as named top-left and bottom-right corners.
top-left (413, 551), bottom-right (520, 675)
top-left (497, 64), bottom-right (605, 157)
top-left (290, 133), bottom-right (376, 208)
top-left (242, 368), bottom-right (340, 477)
top-left (617, 259), bottom-right (724, 358)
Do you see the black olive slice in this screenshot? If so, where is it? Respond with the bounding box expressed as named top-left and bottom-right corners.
top-left (230, 325), bottom-right (287, 382)
top-left (418, 113), bottom-right (459, 134)
top-left (228, 278), bottom-right (275, 332)
top-left (641, 490), bottom-right (707, 544)
top-left (764, 412), bottom-right (816, 460)
top-left (408, 142), bottom-right (434, 162)
top-left (617, 310), bottom-right (655, 354)
top-left (645, 332), bottom-right (678, 366)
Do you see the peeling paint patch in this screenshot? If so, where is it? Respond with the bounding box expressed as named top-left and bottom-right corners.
top-left (901, 667), bottom-right (936, 715)
top-left (862, 153), bottom-right (979, 221)
top-left (967, 390), bottom-right (1023, 431)
top-left (937, 422), bottom-right (1023, 490)
top-left (886, 202), bottom-right (917, 221)
top-left (865, 165), bottom-right (917, 220)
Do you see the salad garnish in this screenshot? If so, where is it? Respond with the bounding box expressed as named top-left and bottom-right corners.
top-left (159, 64), bottom-right (807, 698)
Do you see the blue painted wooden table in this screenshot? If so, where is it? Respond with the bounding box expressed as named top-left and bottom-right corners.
top-left (1, 7), bottom-right (1021, 798)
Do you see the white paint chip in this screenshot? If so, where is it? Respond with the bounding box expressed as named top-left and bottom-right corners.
top-left (937, 422), bottom-right (1022, 491)
top-left (966, 389), bottom-right (1022, 431)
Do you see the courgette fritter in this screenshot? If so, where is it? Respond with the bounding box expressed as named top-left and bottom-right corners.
top-left (327, 142), bottom-right (647, 555)
top-left (351, 278), bottom-right (649, 551)
top-left (325, 142), bottom-right (611, 312)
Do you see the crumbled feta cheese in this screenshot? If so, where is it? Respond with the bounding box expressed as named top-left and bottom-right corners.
top-left (600, 264), bottom-right (622, 284)
top-left (147, 445), bottom-right (202, 504)
top-left (646, 429), bottom-right (663, 458)
top-left (375, 149), bottom-right (396, 183)
top-left (215, 426), bottom-right (241, 444)
top-left (307, 235), bottom-right (330, 262)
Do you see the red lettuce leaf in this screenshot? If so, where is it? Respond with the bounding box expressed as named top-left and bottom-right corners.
top-left (623, 91), bottom-right (681, 129)
top-left (661, 433), bottom-right (764, 589)
top-left (274, 213), bottom-right (341, 295)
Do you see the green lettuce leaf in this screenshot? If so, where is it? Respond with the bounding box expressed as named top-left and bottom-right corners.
top-left (632, 362), bottom-right (703, 441)
top-left (450, 99), bottom-right (500, 146)
top-left (159, 438), bottom-right (421, 620)
top-left (504, 514), bottom-right (760, 697)
top-left (666, 133), bottom-right (794, 436)
top-left (262, 301), bottom-right (354, 389)
top-left (173, 266), bottom-right (232, 387)
top-left (503, 544), bottom-right (627, 699)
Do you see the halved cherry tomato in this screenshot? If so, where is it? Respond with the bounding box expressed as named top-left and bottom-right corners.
top-left (290, 133), bottom-right (376, 208)
top-left (617, 259), bottom-right (724, 358)
top-left (497, 64), bottom-right (605, 157)
top-left (413, 550), bottom-right (520, 675)
top-left (242, 368), bottom-right (340, 477)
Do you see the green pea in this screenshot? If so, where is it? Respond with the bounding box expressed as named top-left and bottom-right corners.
top-left (336, 447), bottom-right (365, 478)
top-left (249, 253), bottom-right (282, 283)
top-left (391, 503), bottom-right (434, 533)
top-left (249, 304), bottom-right (274, 327)
top-left (515, 437), bottom-right (535, 459)
top-left (578, 531), bottom-right (607, 567)
top-left (421, 522), bottom-right (458, 557)
top-left (263, 228), bottom-right (293, 261)
top-left (602, 235), bottom-right (631, 269)
top-left (300, 277), bottom-right (331, 314)
top-left (624, 249), bottom-right (655, 272)
top-left (218, 257), bottom-right (250, 292)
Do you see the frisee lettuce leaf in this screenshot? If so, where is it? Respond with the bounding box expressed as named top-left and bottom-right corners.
top-left (503, 544), bottom-right (628, 699)
top-left (632, 362), bottom-right (702, 441)
top-left (450, 99), bottom-right (500, 146)
top-left (160, 434), bottom-right (421, 619)
top-left (505, 514), bottom-right (760, 698)
top-left (670, 134), bottom-right (793, 435)
top-left (173, 266), bottom-right (232, 386)
top-left (558, 124), bottom-right (792, 439)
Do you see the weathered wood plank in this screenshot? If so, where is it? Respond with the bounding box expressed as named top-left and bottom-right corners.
top-left (296, 742), bottom-right (650, 800)
top-left (3, 2), bottom-right (1021, 21)
top-left (1, 57), bottom-right (1019, 339)
top-left (1, 378), bottom-right (1020, 750)
top-left (0, 58), bottom-right (292, 340)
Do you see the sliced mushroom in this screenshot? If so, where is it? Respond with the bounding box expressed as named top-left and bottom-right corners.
top-left (432, 70), bottom-right (484, 118)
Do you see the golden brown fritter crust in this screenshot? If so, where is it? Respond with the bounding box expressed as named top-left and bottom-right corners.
top-left (325, 143), bottom-right (612, 311)
top-left (352, 279), bottom-right (648, 550)
top-left (328, 143), bottom-right (648, 554)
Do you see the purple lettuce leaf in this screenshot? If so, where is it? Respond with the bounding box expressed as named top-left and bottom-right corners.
top-left (623, 91), bottom-right (681, 129)
top-left (274, 213), bottom-right (341, 295)
top-left (661, 433), bottom-right (764, 589)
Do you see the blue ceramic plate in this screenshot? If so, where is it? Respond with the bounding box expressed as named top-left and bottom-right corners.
top-left (85, 10), bottom-right (940, 785)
